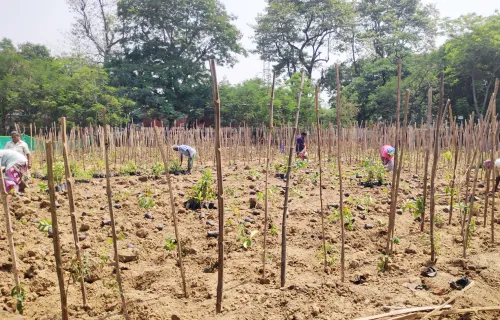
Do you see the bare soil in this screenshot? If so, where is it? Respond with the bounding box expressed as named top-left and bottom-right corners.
top-left (1, 159), bottom-right (500, 320)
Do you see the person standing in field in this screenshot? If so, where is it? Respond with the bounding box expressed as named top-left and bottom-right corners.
top-left (483, 159), bottom-right (500, 192)
top-left (5, 131), bottom-right (31, 169)
top-left (0, 149), bottom-right (28, 193)
top-left (173, 145), bottom-right (196, 174)
top-left (380, 145), bottom-right (395, 172)
top-left (296, 132), bottom-right (308, 160)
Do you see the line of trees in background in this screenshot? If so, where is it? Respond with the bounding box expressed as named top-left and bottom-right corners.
top-left (1, 0), bottom-right (499, 134)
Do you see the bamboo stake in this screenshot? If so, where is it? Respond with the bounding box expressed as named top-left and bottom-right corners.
top-left (153, 126), bottom-right (188, 297)
top-left (261, 72), bottom-right (276, 283)
top-left (387, 306), bottom-right (500, 320)
top-left (280, 70), bottom-right (305, 287)
top-left (315, 86), bottom-right (327, 271)
top-left (491, 78), bottom-right (499, 243)
top-left (422, 88), bottom-right (433, 231)
top-left (102, 111), bottom-right (130, 320)
top-left (335, 64), bottom-right (345, 282)
top-left (354, 305), bottom-right (453, 320)
top-left (386, 59), bottom-right (402, 257)
top-left (46, 141), bottom-right (69, 320)
top-left (429, 74), bottom-right (445, 263)
top-left (210, 60), bottom-right (225, 314)
top-left (60, 117), bottom-right (87, 307)
top-left (448, 103), bottom-right (459, 225)
top-left (0, 164), bottom-right (21, 313)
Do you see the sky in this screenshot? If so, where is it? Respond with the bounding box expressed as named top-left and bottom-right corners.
top-left (0, 0), bottom-right (499, 84)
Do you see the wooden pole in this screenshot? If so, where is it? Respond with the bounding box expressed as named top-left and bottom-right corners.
top-left (261, 72), bottom-right (275, 283)
top-left (280, 70), bottom-right (305, 287)
top-left (386, 59), bottom-right (402, 257)
top-left (102, 111), bottom-right (130, 320)
top-left (335, 64), bottom-right (345, 282)
top-left (45, 141), bottom-right (69, 320)
top-left (210, 60), bottom-right (225, 314)
top-left (429, 74), bottom-right (445, 263)
top-left (153, 127), bottom-right (188, 297)
top-left (422, 87), bottom-right (433, 231)
top-left (315, 86), bottom-right (327, 271)
top-left (491, 78), bottom-right (499, 243)
top-left (0, 165), bottom-right (21, 312)
top-left (448, 103), bottom-right (459, 225)
top-left (60, 117), bottom-right (87, 307)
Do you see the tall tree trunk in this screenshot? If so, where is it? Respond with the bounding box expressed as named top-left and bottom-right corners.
top-left (471, 75), bottom-right (480, 117)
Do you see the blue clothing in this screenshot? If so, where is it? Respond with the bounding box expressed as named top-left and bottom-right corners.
top-left (296, 136), bottom-right (305, 153)
top-left (177, 145), bottom-right (196, 158)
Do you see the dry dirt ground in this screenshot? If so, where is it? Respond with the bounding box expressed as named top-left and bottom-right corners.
top-left (1, 158), bottom-right (500, 320)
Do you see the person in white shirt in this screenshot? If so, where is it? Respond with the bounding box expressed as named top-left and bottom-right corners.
top-left (0, 149), bottom-right (28, 193)
top-left (172, 145), bottom-right (196, 174)
top-left (5, 131), bottom-right (31, 169)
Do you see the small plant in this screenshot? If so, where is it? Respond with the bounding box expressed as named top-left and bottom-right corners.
top-left (295, 159), bottom-right (308, 169)
top-left (11, 285), bottom-right (26, 314)
top-left (316, 242), bottom-right (336, 266)
top-left (237, 225), bottom-right (258, 249)
top-left (434, 214), bottom-right (445, 228)
top-left (139, 195), bottom-right (155, 209)
top-left (391, 237), bottom-right (400, 245)
top-left (53, 162), bottom-right (65, 185)
top-left (190, 169), bottom-right (216, 204)
top-left (248, 168), bottom-right (261, 179)
top-left (120, 160), bottom-right (137, 176)
top-left (225, 187), bottom-right (237, 197)
top-left (270, 224), bottom-right (278, 236)
top-left (256, 191), bottom-right (264, 201)
top-left (38, 182), bottom-right (48, 193)
top-left (69, 254), bottom-right (89, 283)
top-left (310, 172), bottom-right (319, 185)
top-left (117, 231), bottom-right (126, 241)
top-left (443, 150), bottom-right (453, 162)
top-left (164, 237), bottom-right (177, 252)
top-left (168, 160), bottom-right (183, 172)
top-left (344, 206), bottom-right (354, 231)
top-left (467, 218), bottom-right (476, 248)
top-left (225, 218), bottom-right (235, 227)
top-left (38, 219), bottom-right (52, 234)
top-left (362, 158), bottom-right (385, 184)
top-left (151, 162), bottom-right (165, 178)
top-left (99, 254), bottom-right (110, 269)
top-left (377, 254), bottom-right (392, 272)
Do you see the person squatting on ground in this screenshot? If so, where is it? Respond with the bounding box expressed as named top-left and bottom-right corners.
top-left (0, 149), bottom-right (28, 193)
top-left (296, 132), bottom-right (308, 160)
top-left (173, 145), bottom-right (197, 174)
top-left (380, 145), bottom-right (395, 172)
top-left (483, 159), bottom-right (500, 192)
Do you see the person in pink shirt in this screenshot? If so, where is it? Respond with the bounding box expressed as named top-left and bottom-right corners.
top-left (380, 145), bottom-right (395, 171)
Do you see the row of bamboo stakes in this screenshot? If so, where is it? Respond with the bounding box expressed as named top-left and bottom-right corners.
top-left (1, 60), bottom-right (499, 318)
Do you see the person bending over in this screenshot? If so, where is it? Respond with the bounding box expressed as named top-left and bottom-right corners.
top-left (380, 145), bottom-right (395, 172)
top-left (173, 145), bottom-right (197, 174)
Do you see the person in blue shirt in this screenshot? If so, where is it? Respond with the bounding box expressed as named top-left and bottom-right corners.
top-left (296, 132), bottom-right (308, 160)
top-left (173, 145), bottom-right (197, 174)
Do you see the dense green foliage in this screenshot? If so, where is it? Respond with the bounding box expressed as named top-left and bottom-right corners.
top-left (1, 1), bottom-right (499, 128)
top-left (0, 39), bottom-right (133, 133)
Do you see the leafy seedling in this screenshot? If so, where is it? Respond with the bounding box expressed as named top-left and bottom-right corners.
top-left (11, 285), bottom-right (26, 314)
top-left (164, 237), bottom-right (177, 252)
top-left (377, 254), bottom-right (392, 272)
top-left (38, 219), bottom-right (52, 234)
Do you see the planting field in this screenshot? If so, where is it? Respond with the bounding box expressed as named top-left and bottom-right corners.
top-left (1, 149), bottom-right (500, 319)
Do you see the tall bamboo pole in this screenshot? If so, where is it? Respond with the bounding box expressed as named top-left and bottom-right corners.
top-left (261, 72), bottom-right (276, 283)
top-left (60, 117), bottom-right (87, 307)
top-left (102, 111), bottom-right (130, 320)
top-left (448, 104), bottom-right (459, 225)
top-left (314, 86), bottom-right (327, 271)
top-left (386, 59), bottom-right (402, 257)
top-left (46, 141), bottom-right (69, 320)
top-left (491, 78), bottom-right (499, 243)
top-left (422, 88), bottom-right (433, 231)
top-left (210, 60), bottom-right (225, 314)
top-left (153, 127), bottom-right (188, 297)
top-left (280, 70), bottom-right (305, 287)
top-left (335, 64), bottom-right (345, 282)
top-left (0, 167), bottom-right (21, 312)
top-left (429, 74), bottom-right (445, 263)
